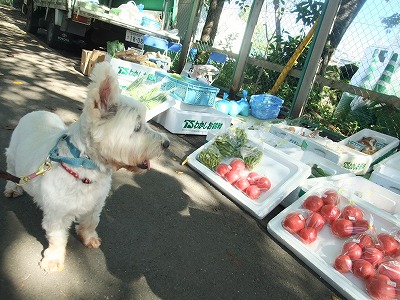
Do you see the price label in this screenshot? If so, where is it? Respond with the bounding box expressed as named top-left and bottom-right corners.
top-left (125, 30), bottom-right (144, 46)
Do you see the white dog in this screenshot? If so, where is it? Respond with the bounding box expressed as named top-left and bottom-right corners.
top-left (4, 62), bottom-right (169, 272)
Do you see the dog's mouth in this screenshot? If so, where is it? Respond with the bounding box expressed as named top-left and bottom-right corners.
top-left (109, 159), bottom-right (151, 172)
top-left (137, 159), bottom-right (150, 170)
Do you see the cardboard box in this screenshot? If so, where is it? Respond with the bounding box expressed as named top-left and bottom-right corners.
top-left (80, 49), bottom-right (106, 76)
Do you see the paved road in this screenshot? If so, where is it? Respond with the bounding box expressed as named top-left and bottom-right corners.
top-left (0, 5), bottom-right (342, 300)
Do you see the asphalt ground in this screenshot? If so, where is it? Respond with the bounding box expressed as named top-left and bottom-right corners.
top-left (0, 5), bottom-right (343, 300)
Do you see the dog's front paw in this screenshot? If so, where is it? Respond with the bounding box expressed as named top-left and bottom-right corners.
top-left (40, 248), bottom-right (65, 272)
top-left (40, 257), bottom-right (65, 272)
top-left (4, 182), bottom-right (23, 198)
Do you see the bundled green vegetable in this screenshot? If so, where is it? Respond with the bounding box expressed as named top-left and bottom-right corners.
top-left (197, 145), bottom-right (222, 170)
top-left (107, 40), bottom-right (125, 57)
top-left (240, 144), bottom-right (263, 170)
top-left (213, 127), bottom-right (247, 157)
top-left (310, 164), bottom-right (330, 178)
top-left (125, 77), bottom-right (168, 109)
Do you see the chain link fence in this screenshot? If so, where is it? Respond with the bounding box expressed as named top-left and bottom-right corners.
top-left (186, 0), bottom-right (399, 139)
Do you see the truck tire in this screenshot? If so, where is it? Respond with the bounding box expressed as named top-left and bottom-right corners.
top-left (46, 10), bottom-right (61, 48)
top-left (25, 0), bottom-right (38, 34)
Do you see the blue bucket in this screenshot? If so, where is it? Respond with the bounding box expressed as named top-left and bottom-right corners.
top-left (249, 94), bottom-right (284, 120)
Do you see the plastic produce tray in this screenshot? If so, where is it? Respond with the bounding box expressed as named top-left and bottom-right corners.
top-left (187, 136), bottom-right (311, 219)
top-left (155, 71), bottom-right (219, 106)
top-left (268, 184), bottom-right (400, 300)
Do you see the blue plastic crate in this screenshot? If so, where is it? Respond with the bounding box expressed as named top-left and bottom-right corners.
top-left (155, 71), bottom-right (219, 106)
top-left (250, 94), bottom-right (284, 120)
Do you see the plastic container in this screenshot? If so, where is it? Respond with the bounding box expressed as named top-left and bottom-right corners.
top-left (155, 71), bottom-right (219, 106)
top-left (187, 136), bottom-right (311, 219)
top-left (267, 183), bottom-right (400, 300)
top-left (249, 94), bottom-right (284, 120)
top-left (153, 101), bottom-right (231, 135)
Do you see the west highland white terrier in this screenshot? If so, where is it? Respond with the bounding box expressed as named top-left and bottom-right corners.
top-left (4, 62), bottom-right (170, 272)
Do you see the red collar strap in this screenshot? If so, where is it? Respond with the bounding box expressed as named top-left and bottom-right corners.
top-left (60, 163), bottom-right (93, 184)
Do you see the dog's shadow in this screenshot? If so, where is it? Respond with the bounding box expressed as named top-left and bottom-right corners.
top-left (98, 166), bottom-right (259, 299)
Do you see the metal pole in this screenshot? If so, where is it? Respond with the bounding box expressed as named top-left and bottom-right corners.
top-left (289, 0), bottom-right (341, 118)
top-left (229, 0), bottom-right (264, 97)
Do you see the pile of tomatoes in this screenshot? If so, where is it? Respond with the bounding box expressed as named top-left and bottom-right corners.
top-left (215, 158), bottom-right (271, 200)
top-left (335, 233), bottom-right (400, 300)
top-left (282, 188), bottom-right (400, 299)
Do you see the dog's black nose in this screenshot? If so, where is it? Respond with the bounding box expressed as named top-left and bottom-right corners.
top-left (162, 140), bottom-right (170, 149)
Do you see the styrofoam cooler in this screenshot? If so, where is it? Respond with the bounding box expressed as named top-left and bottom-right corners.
top-left (153, 101), bottom-right (232, 135)
top-left (269, 124), bottom-right (314, 147)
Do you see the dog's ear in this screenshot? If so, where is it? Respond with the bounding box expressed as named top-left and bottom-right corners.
top-left (87, 62), bottom-right (120, 117)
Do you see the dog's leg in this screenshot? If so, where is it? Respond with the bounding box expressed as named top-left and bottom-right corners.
top-left (40, 214), bottom-right (74, 272)
top-left (75, 210), bottom-right (102, 249)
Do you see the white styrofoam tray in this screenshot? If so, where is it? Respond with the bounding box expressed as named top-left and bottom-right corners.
top-left (300, 176), bottom-right (400, 219)
top-left (370, 151), bottom-right (400, 195)
top-left (339, 128), bottom-right (399, 164)
top-left (269, 124), bottom-right (314, 147)
top-left (267, 184), bottom-right (400, 300)
top-left (187, 137), bottom-right (311, 219)
top-left (280, 150), bottom-right (353, 207)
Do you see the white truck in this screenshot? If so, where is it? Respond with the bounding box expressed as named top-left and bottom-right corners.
top-left (22, 0), bottom-right (180, 49)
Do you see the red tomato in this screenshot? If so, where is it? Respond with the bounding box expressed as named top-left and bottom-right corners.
top-left (377, 233), bottom-right (399, 256)
top-left (298, 227), bottom-right (318, 244)
top-left (353, 219), bottom-right (370, 235)
top-left (283, 212), bottom-right (306, 234)
top-left (358, 234), bottom-right (374, 249)
top-left (366, 274), bottom-right (396, 300)
top-left (341, 242), bottom-right (362, 260)
top-left (341, 205), bottom-right (364, 222)
top-left (257, 177), bottom-right (271, 191)
top-left (306, 212), bottom-right (325, 232)
top-left (245, 185), bottom-right (261, 200)
top-left (322, 190), bottom-right (340, 205)
top-left (215, 163), bottom-right (231, 177)
top-left (378, 260), bottom-right (400, 281)
top-left (303, 195), bottom-right (324, 212)
top-left (319, 204), bottom-right (340, 224)
top-left (247, 172), bottom-right (260, 185)
top-left (234, 178), bottom-right (250, 191)
top-left (331, 219), bottom-right (353, 238)
top-left (353, 259), bottom-right (375, 279)
top-left (334, 254), bottom-right (352, 273)
top-left (225, 170), bottom-right (241, 184)
top-left (363, 247), bottom-right (384, 267)
top-left (230, 159), bottom-right (246, 171)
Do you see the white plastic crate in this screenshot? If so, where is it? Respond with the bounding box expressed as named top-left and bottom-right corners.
top-left (187, 136), bottom-right (311, 219)
top-left (153, 101), bottom-right (232, 135)
top-left (370, 151), bottom-right (400, 195)
top-left (267, 183), bottom-right (400, 300)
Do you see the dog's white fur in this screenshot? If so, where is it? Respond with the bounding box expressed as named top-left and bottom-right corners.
top-left (4, 62), bottom-right (169, 272)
